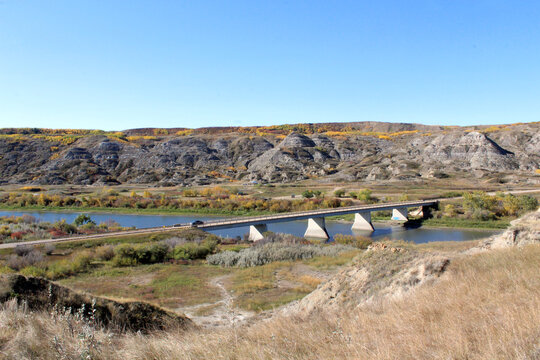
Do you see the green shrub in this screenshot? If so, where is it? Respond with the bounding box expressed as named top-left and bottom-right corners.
top-left (53, 219), bottom-right (77, 234)
top-left (356, 189), bottom-right (373, 202)
top-left (19, 265), bottom-right (47, 278)
top-left (135, 243), bottom-right (168, 264)
top-left (114, 244), bottom-right (136, 259)
top-left (95, 245), bottom-right (115, 261)
top-left (333, 234), bottom-right (373, 249)
top-left (73, 214), bottom-right (95, 226)
top-left (518, 195), bottom-right (538, 212)
top-left (112, 255), bottom-right (137, 267)
top-left (46, 250), bottom-right (95, 279)
top-left (172, 237), bottom-right (218, 260)
top-left (113, 244), bottom-right (138, 266)
top-left (112, 243), bottom-right (171, 266)
top-left (440, 191), bottom-right (464, 198)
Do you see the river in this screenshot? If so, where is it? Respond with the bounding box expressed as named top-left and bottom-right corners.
top-left (0, 210), bottom-right (499, 244)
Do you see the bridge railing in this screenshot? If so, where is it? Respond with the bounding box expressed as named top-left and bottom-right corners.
top-left (198, 200), bottom-right (437, 228)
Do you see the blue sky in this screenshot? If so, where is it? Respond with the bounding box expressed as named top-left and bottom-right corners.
top-left (0, 1), bottom-right (539, 130)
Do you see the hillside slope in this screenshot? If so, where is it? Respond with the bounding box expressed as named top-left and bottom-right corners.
top-left (0, 121), bottom-right (538, 186)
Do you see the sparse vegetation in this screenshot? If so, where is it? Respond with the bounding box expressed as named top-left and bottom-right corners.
top-left (333, 233), bottom-right (373, 249)
top-left (0, 214), bottom-right (131, 245)
top-left (430, 191), bottom-right (539, 222)
top-left (1, 240), bottom-right (537, 359)
top-left (207, 241), bottom-right (353, 267)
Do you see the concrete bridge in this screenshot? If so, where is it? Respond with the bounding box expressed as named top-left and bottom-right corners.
top-left (0, 200), bottom-right (437, 249)
top-left (195, 200), bottom-right (438, 241)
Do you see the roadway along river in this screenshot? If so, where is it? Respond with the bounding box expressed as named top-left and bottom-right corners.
top-left (0, 210), bottom-right (499, 244)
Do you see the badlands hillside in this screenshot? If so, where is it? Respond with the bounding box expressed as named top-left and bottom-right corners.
top-left (0, 121), bottom-right (538, 186)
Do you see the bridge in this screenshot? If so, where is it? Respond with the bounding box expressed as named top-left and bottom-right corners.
top-left (0, 200), bottom-right (437, 249)
top-left (196, 200), bottom-right (438, 240)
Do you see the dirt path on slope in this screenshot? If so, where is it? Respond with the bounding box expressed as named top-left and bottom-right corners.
top-left (177, 275), bottom-right (255, 328)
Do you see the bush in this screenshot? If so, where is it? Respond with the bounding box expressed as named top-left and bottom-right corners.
top-left (135, 243), bottom-right (168, 264)
top-left (443, 204), bottom-right (458, 217)
top-left (20, 214), bottom-right (37, 224)
top-left (113, 244), bottom-right (138, 266)
top-left (46, 250), bottom-right (94, 279)
top-left (462, 192), bottom-right (498, 214)
top-left (112, 242), bottom-right (173, 266)
top-left (207, 242), bottom-right (353, 267)
top-left (95, 245), bottom-right (115, 261)
top-left (73, 214), bottom-right (95, 226)
top-left (162, 237), bottom-right (186, 250)
top-left (471, 209), bottom-right (496, 221)
top-left (172, 237), bottom-right (218, 260)
top-left (258, 232), bottom-right (304, 245)
top-left (356, 189), bottom-right (373, 202)
top-left (19, 265), bottom-right (47, 277)
top-left (53, 220), bottom-right (77, 234)
top-left (334, 189), bottom-right (346, 198)
top-left (7, 250), bottom-right (44, 270)
top-left (518, 195), bottom-right (538, 212)
top-left (14, 245), bottom-right (33, 257)
top-left (333, 234), bottom-right (373, 249)
top-left (44, 244), bottom-right (55, 255)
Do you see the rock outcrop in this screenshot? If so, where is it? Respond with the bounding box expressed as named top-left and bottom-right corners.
top-left (284, 246), bottom-right (450, 316)
top-left (478, 209), bottom-right (540, 250)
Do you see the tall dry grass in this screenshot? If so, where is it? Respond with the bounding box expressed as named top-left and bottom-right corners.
top-left (1, 245), bottom-right (539, 359)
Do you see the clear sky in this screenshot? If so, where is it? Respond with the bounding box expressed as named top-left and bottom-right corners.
top-left (0, 1), bottom-right (539, 130)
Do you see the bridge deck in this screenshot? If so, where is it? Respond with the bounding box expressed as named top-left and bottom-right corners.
top-left (196, 200), bottom-right (437, 230)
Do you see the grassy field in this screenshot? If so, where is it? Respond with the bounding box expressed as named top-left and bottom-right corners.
top-left (59, 262), bottom-right (231, 308)
top-left (57, 250), bottom-right (360, 312)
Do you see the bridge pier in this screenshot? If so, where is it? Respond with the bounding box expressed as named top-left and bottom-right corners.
top-left (351, 212), bottom-right (374, 231)
top-left (248, 224), bottom-right (268, 241)
top-left (304, 217), bottom-right (329, 239)
top-left (409, 206), bottom-right (424, 218)
top-left (392, 207), bottom-right (408, 221)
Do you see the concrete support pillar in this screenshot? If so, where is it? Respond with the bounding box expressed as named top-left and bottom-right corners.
top-left (248, 224), bottom-right (268, 241)
top-left (351, 212), bottom-right (374, 231)
top-left (409, 206), bottom-right (424, 218)
top-left (392, 207), bottom-right (408, 221)
top-left (304, 217), bottom-right (329, 239)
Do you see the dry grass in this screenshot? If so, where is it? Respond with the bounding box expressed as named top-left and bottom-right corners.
top-left (1, 245), bottom-right (539, 359)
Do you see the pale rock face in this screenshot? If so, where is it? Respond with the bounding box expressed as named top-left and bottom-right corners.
top-left (283, 250), bottom-right (450, 317)
top-left (479, 209), bottom-right (540, 250)
top-left (422, 131), bottom-right (518, 170)
top-left (366, 166), bottom-right (387, 181)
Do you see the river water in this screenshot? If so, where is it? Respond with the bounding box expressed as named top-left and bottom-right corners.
top-left (0, 210), bottom-right (498, 244)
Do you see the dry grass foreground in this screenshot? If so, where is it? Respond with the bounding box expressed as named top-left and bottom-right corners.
top-left (0, 242), bottom-right (538, 359)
